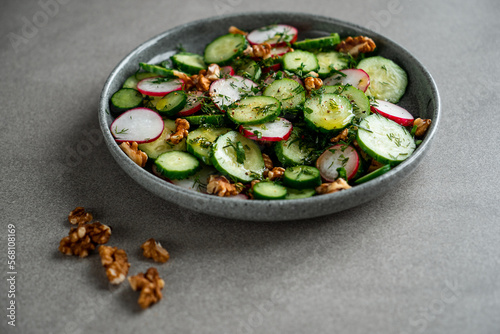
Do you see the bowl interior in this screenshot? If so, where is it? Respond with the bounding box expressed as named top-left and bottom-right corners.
top-left (99, 12), bottom-right (439, 221)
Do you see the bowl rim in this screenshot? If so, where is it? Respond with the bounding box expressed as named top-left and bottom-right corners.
top-left (98, 11), bottom-right (440, 221)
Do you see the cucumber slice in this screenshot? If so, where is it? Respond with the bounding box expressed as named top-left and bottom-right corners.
top-left (315, 51), bottom-right (349, 78)
top-left (110, 88), bottom-right (143, 116)
top-left (293, 33), bottom-right (341, 51)
top-left (233, 58), bottom-right (262, 81)
top-left (186, 127), bottom-right (232, 165)
top-left (156, 91), bottom-right (187, 116)
top-left (353, 164), bottom-right (391, 185)
top-left (171, 52), bottom-right (207, 75)
top-left (135, 72), bottom-right (160, 81)
top-left (252, 181), bottom-right (287, 200)
top-left (263, 78), bottom-right (305, 112)
top-left (283, 165), bottom-right (322, 189)
top-left (182, 114), bottom-right (228, 127)
top-left (139, 63), bottom-right (176, 77)
top-left (204, 33), bottom-right (248, 66)
top-left (304, 93), bottom-right (354, 133)
top-left (357, 56), bottom-right (408, 103)
top-left (138, 119), bottom-right (186, 159)
top-left (227, 96), bottom-right (281, 125)
top-left (155, 151), bottom-right (200, 180)
top-left (356, 113), bottom-right (416, 166)
top-left (282, 50), bottom-right (319, 76)
top-left (285, 187), bottom-right (316, 200)
top-left (323, 85), bottom-right (371, 119)
top-left (123, 75), bottom-right (140, 89)
top-left (211, 131), bottom-right (265, 183)
top-left (275, 128), bottom-right (316, 167)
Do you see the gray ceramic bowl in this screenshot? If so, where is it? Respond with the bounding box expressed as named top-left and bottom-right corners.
top-left (99, 12), bottom-right (440, 221)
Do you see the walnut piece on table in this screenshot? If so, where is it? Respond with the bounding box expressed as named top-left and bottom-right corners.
top-left (316, 178), bottom-right (352, 195)
top-left (59, 211), bottom-right (112, 258)
top-left (336, 36), bottom-right (376, 57)
top-left (141, 238), bottom-right (170, 263)
top-left (98, 245), bottom-right (130, 285)
top-left (68, 207), bottom-right (93, 225)
top-left (128, 267), bottom-right (165, 309)
top-left (59, 225), bottom-right (96, 258)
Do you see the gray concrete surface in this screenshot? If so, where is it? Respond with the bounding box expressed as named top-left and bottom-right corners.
top-left (1, 0), bottom-right (499, 333)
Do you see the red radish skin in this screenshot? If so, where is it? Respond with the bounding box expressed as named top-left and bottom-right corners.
top-left (247, 24), bottom-right (298, 46)
top-left (209, 76), bottom-right (258, 112)
top-left (371, 100), bottom-right (414, 126)
top-left (262, 63), bottom-right (281, 73)
top-left (110, 108), bottom-right (164, 144)
top-left (136, 77), bottom-right (184, 96)
top-left (177, 91), bottom-right (203, 117)
top-left (220, 66), bottom-right (235, 77)
top-left (239, 117), bottom-right (293, 141)
top-left (323, 69), bottom-right (370, 92)
top-left (316, 144), bottom-right (360, 181)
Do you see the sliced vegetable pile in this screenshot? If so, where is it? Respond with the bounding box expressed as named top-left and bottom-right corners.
top-left (109, 24), bottom-right (432, 200)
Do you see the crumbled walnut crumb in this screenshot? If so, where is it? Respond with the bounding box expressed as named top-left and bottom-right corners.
top-left (336, 36), bottom-right (376, 57)
top-left (316, 178), bottom-right (352, 195)
top-left (68, 207), bottom-right (93, 225)
top-left (141, 238), bottom-right (170, 263)
top-left (59, 220), bottom-right (111, 258)
top-left (330, 129), bottom-right (349, 143)
top-left (206, 175), bottom-right (244, 197)
top-left (98, 245), bottom-right (130, 285)
top-left (228, 26), bottom-right (248, 36)
top-left (251, 43), bottom-right (272, 59)
top-left (413, 118), bottom-right (432, 138)
top-left (304, 77), bottom-right (323, 92)
top-left (265, 167), bottom-right (285, 181)
top-left (262, 153), bottom-right (274, 170)
top-left (119, 142), bottom-right (148, 167)
top-left (128, 267), bottom-right (165, 309)
top-left (168, 118), bottom-right (190, 145)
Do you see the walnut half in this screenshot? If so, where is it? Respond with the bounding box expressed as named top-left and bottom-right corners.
top-left (336, 36), bottom-right (376, 57)
top-left (128, 268), bottom-right (165, 309)
top-left (119, 142), bottom-right (148, 167)
top-left (141, 238), bottom-right (170, 263)
top-left (59, 221), bottom-right (111, 258)
top-left (98, 245), bottom-right (130, 285)
top-left (316, 178), bottom-right (352, 195)
top-left (206, 175), bottom-right (244, 197)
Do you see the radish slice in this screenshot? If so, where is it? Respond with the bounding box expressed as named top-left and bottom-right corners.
top-left (270, 46), bottom-right (292, 57)
top-left (323, 69), bottom-right (370, 92)
top-left (316, 144), bottom-right (360, 181)
top-left (110, 108), bottom-right (164, 143)
top-left (371, 100), bottom-right (414, 127)
top-left (262, 63), bottom-right (281, 73)
top-left (177, 91), bottom-right (204, 117)
top-left (220, 66), bottom-right (235, 77)
top-left (136, 77), bottom-right (184, 96)
top-left (239, 117), bottom-right (293, 141)
top-left (247, 24), bottom-right (298, 46)
top-left (209, 76), bottom-right (258, 111)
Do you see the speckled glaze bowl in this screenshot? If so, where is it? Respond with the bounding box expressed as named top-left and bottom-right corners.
top-left (99, 12), bottom-right (440, 221)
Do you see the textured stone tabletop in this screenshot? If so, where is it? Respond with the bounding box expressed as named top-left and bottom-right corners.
top-left (1, 0), bottom-right (499, 333)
